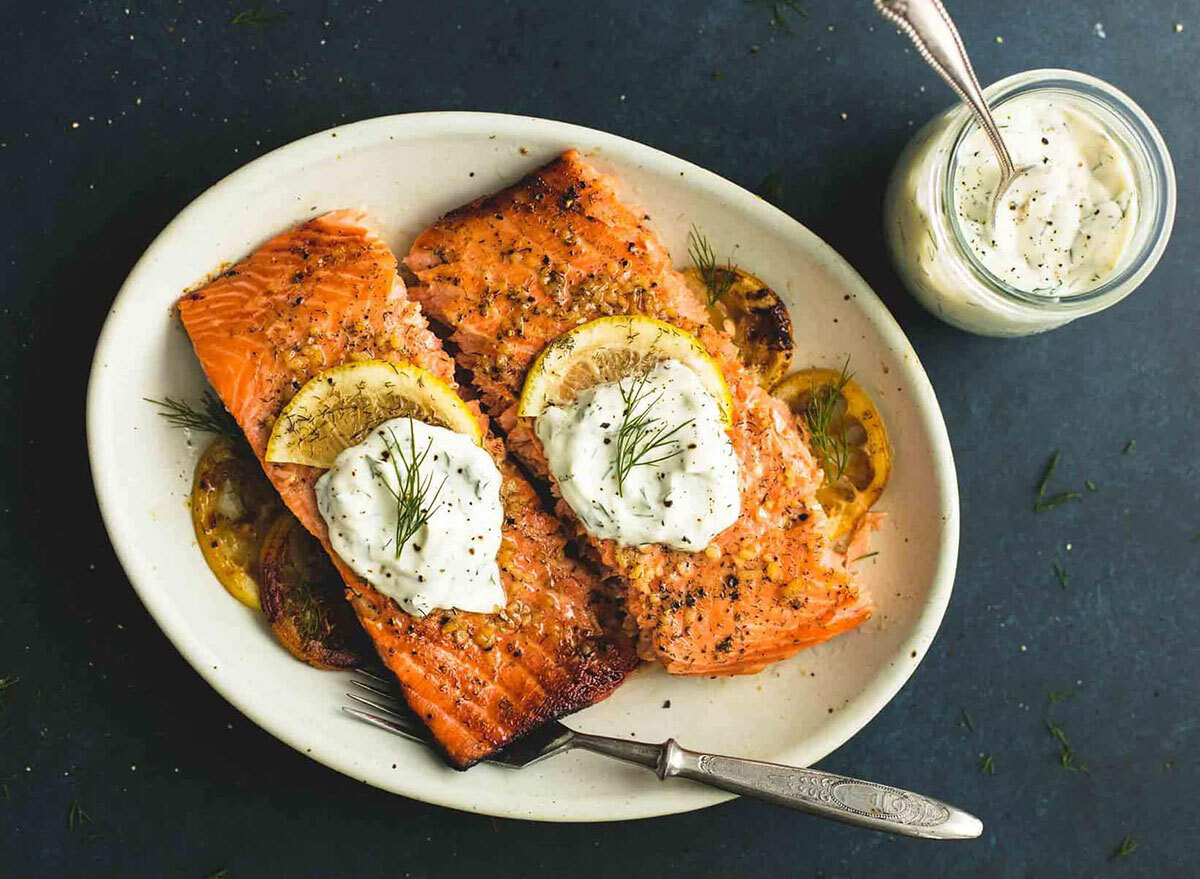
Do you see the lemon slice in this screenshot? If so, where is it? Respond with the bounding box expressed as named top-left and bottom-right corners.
top-left (265, 360), bottom-right (482, 468)
top-left (681, 266), bottom-right (794, 389)
top-left (772, 367), bottom-right (891, 540)
top-left (517, 316), bottom-right (732, 425)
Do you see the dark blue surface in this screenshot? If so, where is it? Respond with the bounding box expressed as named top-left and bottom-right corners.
top-left (1, 1), bottom-right (1197, 876)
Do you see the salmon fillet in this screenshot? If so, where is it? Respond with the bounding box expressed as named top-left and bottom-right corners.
top-left (178, 210), bottom-right (637, 767)
top-left (407, 151), bottom-right (872, 676)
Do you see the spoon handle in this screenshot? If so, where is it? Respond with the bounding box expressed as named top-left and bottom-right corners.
top-left (874, 0), bottom-right (1016, 180)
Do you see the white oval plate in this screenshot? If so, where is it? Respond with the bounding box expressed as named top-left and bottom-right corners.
top-left (87, 112), bottom-right (958, 822)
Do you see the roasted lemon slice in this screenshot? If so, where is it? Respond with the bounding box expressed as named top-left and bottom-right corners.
top-left (265, 360), bottom-right (482, 468)
top-left (191, 436), bottom-right (282, 610)
top-left (517, 316), bottom-right (733, 426)
top-left (772, 367), bottom-right (891, 539)
top-left (682, 266), bottom-right (794, 389)
top-left (258, 514), bottom-right (367, 669)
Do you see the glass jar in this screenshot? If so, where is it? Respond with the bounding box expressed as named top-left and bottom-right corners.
top-left (883, 69), bottom-right (1175, 337)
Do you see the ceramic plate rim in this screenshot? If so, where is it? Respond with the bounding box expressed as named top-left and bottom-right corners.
top-left (86, 111), bottom-right (959, 822)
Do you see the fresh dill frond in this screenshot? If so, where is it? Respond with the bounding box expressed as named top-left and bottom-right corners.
top-left (1052, 560), bottom-right (1068, 590)
top-left (1110, 834), bottom-right (1138, 859)
top-left (803, 358), bottom-right (853, 484)
top-left (687, 225), bottom-right (735, 306)
top-left (613, 372), bottom-right (693, 497)
top-left (746, 0), bottom-right (807, 34)
top-left (959, 709), bottom-right (973, 732)
top-left (852, 551), bottom-right (879, 562)
top-left (1085, 479), bottom-right (1098, 492)
top-left (1123, 439), bottom-right (1136, 455)
top-left (1033, 450), bottom-right (1082, 513)
top-left (207, 870), bottom-right (231, 879)
top-left (147, 392), bottom-right (241, 439)
top-left (0, 675), bottom-right (18, 712)
top-left (373, 424), bottom-right (447, 559)
top-left (978, 753), bottom-right (995, 774)
top-left (372, 422), bottom-right (448, 559)
top-left (231, 5), bottom-right (284, 26)
top-left (67, 799), bottom-right (92, 832)
top-left (1046, 721), bottom-right (1089, 773)
top-left (1048, 690), bottom-right (1075, 703)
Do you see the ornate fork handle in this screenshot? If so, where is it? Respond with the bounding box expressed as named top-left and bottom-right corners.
top-left (571, 733), bottom-right (982, 839)
top-left (874, 0), bottom-right (1016, 183)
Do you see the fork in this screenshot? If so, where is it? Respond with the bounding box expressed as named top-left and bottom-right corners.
top-left (344, 671), bottom-right (982, 838)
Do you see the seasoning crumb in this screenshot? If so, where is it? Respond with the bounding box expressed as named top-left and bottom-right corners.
top-left (1093, 22), bottom-right (1107, 39)
top-left (1019, 644), bottom-right (1027, 653)
top-left (661, 700), bottom-right (671, 709)
top-left (1175, 22), bottom-right (1184, 33)
top-left (839, 112), bottom-right (848, 120)
top-left (995, 35), bottom-right (1004, 44)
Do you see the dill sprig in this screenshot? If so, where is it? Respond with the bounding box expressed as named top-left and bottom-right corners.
top-left (1110, 834), bottom-right (1138, 859)
top-left (688, 226), bottom-right (735, 306)
top-left (803, 358), bottom-right (853, 484)
top-left (1033, 450), bottom-right (1082, 513)
top-left (1046, 721), bottom-right (1089, 773)
top-left (0, 675), bottom-right (17, 714)
top-left (231, 5), bottom-right (284, 26)
top-left (1052, 560), bottom-right (1068, 590)
top-left (67, 800), bottom-right (92, 832)
top-left (371, 422), bottom-right (447, 559)
top-left (147, 392), bottom-right (241, 439)
top-left (746, 0), bottom-right (807, 33)
top-left (613, 372), bottom-right (694, 497)
top-left (978, 753), bottom-right (995, 774)
top-left (959, 709), bottom-right (973, 732)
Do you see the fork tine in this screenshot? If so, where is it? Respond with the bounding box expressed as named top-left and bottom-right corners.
top-left (349, 676), bottom-right (401, 703)
top-left (342, 706), bottom-right (429, 746)
top-left (345, 691), bottom-right (428, 737)
top-left (353, 666), bottom-right (393, 686)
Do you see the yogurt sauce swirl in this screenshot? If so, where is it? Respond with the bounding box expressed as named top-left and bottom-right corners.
top-left (953, 96), bottom-right (1138, 294)
top-left (316, 417), bottom-right (505, 617)
top-left (535, 360), bottom-right (740, 551)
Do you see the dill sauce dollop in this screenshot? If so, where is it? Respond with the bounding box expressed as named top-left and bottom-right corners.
top-left (953, 97), bottom-right (1137, 294)
top-left (316, 417), bottom-right (505, 617)
top-left (535, 360), bottom-right (740, 551)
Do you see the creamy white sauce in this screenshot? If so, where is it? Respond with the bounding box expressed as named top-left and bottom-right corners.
top-left (954, 97), bottom-right (1138, 294)
top-left (316, 417), bottom-right (505, 617)
top-left (535, 360), bottom-right (739, 551)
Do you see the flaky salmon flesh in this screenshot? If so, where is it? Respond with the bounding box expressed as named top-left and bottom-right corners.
top-left (178, 210), bottom-right (637, 768)
top-left (408, 150), bottom-right (872, 676)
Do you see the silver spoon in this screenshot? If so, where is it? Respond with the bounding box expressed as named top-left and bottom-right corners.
top-left (874, 0), bottom-right (1030, 215)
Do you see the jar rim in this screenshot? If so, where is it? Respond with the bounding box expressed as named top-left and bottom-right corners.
top-left (939, 68), bottom-right (1176, 311)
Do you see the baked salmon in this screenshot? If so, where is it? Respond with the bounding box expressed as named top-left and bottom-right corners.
top-left (408, 151), bottom-right (872, 675)
top-left (178, 210), bottom-right (637, 767)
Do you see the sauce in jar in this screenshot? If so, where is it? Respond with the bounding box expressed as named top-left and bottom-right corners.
top-left (884, 70), bottom-right (1174, 336)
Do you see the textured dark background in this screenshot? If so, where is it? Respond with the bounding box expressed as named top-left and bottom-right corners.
top-left (2, 1), bottom-right (1197, 876)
